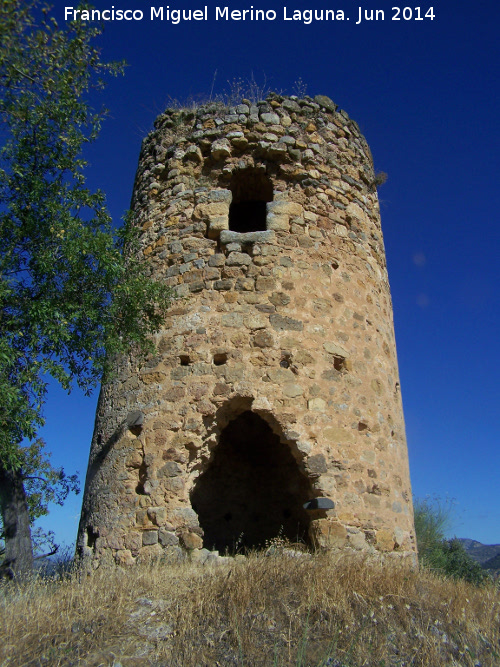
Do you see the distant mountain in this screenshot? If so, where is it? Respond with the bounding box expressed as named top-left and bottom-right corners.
top-left (482, 553), bottom-right (500, 572)
top-left (458, 538), bottom-right (500, 572)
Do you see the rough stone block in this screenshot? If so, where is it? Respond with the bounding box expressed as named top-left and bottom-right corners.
top-left (136, 544), bottom-right (163, 564)
top-left (376, 529), bottom-right (395, 552)
top-left (253, 330), bottom-right (274, 347)
top-left (106, 533), bottom-right (125, 550)
top-left (224, 365), bottom-right (245, 382)
top-left (347, 530), bottom-right (367, 550)
top-left (244, 314), bottom-right (267, 330)
top-left (180, 531), bottom-right (203, 550)
top-left (235, 277), bottom-right (255, 291)
top-left (147, 506), bottom-right (168, 525)
top-left (210, 139), bottom-right (231, 160)
top-left (221, 312), bottom-right (244, 327)
top-left (314, 95), bottom-right (337, 112)
top-left (294, 350), bottom-right (315, 365)
top-left (142, 530), bottom-right (159, 546)
top-left (124, 531), bottom-right (142, 553)
top-left (226, 251), bottom-right (252, 266)
top-left (256, 276), bottom-right (277, 292)
top-left (208, 216), bottom-right (229, 238)
top-left (323, 341), bottom-right (348, 358)
top-left (158, 461), bottom-right (183, 477)
top-left (193, 202), bottom-right (229, 220)
top-left (306, 454), bottom-right (328, 474)
top-left (393, 526), bottom-right (410, 550)
top-left (214, 279), bottom-right (233, 291)
top-left (310, 520), bottom-right (347, 549)
top-left (282, 382), bottom-right (303, 398)
top-left (170, 507), bottom-right (200, 529)
top-left (208, 253), bottom-right (226, 267)
top-left (269, 314), bottom-right (303, 331)
top-left (136, 509), bottom-right (152, 527)
top-left (269, 291), bottom-right (291, 307)
top-left (190, 548), bottom-right (211, 564)
top-left (184, 145), bottom-right (203, 163)
top-left (220, 230), bottom-right (275, 245)
top-left (141, 371), bottom-right (165, 385)
top-left (115, 549), bottom-right (135, 566)
top-left (308, 398), bottom-right (326, 411)
top-left (261, 112), bottom-right (280, 125)
top-left (203, 267), bottom-right (220, 280)
top-left (323, 427), bottom-right (355, 443)
top-left (267, 201), bottom-right (303, 217)
top-left (206, 188), bottom-right (232, 203)
top-left (267, 213), bottom-right (290, 232)
top-left (267, 368), bottom-right (295, 383)
top-left (158, 529), bottom-right (179, 547)
top-left (346, 201), bottom-right (367, 223)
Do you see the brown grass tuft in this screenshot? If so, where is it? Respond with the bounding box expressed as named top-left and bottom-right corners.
top-left (1, 552), bottom-right (499, 666)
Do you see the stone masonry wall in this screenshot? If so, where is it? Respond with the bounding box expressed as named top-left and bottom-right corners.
top-left (77, 93), bottom-right (416, 566)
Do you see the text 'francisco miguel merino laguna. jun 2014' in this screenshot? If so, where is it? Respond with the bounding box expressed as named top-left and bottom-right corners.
top-left (63, 5), bottom-right (436, 25)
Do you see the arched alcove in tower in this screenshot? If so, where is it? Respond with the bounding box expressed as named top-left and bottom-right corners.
top-left (228, 168), bottom-right (273, 233)
top-left (191, 411), bottom-right (313, 552)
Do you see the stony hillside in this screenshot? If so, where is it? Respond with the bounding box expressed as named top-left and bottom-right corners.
top-left (1, 551), bottom-right (499, 666)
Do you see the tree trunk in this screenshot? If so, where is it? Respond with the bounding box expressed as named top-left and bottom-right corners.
top-left (0, 464), bottom-right (34, 578)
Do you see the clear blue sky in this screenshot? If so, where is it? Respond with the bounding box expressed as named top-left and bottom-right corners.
top-left (36, 0), bottom-right (499, 547)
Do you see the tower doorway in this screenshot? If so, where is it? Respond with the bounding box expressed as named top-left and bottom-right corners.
top-left (191, 411), bottom-right (313, 552)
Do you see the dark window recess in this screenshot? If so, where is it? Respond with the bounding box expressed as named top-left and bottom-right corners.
top-left (280, 352), bottom-right (292, 369)
top-left (86, 526), bottom-right (99, 549)
top-left (135, 459), bottom-right (147, 495)
top-left (229, 169), bottom-right (273, 233)
top-left (213, 352), bottom-right (228, 365)
top-left (333, 356), bottom-right (346, 372)
top-left (179, 354), bottom-right (191, 366)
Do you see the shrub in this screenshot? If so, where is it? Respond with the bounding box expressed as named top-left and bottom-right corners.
top-left (414, 496), bottom-right (490, 585)
top-left (430, 538), bottom-right (490, 586)
top-left (372, 171), bottom-right (388, 188)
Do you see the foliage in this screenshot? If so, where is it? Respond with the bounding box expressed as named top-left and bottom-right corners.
top-left (430, 538), bottom-right (490, 586)
top-left (0, 0), bottom-right (171, 564)
top-left (414, 497), bottom-right (490, 586)
top-left (413, 495), bottom-right (453, 555)
top-left (223, 73), bottom-right (272, 105)
top-left (372, 171), bottom-right (388, 188)
top-left (292, 77), bottom-right (308, 98)
top-left (164, 73), bottom-right (273, 112)
top-left (11, 438), bottom-right (80, 557)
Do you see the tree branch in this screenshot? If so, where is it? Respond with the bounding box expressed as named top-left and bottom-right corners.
top-left (33, 545), bottom-right (58, 560)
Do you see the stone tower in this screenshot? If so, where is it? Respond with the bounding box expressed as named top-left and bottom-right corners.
top-left (77, 93), bottom-right (416, 565)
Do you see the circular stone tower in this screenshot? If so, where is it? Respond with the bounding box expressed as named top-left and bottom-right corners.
top-left (77, 93), bottom-right (416, 566)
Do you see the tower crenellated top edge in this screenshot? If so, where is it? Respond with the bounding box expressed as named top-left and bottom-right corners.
top-left (143, 93), bottom-right (372, 170)
top-left (152, 93), bottom-right (360, 135)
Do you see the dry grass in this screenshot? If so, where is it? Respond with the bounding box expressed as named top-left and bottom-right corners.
top-left (1, 551), bottom-right (499, 666)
